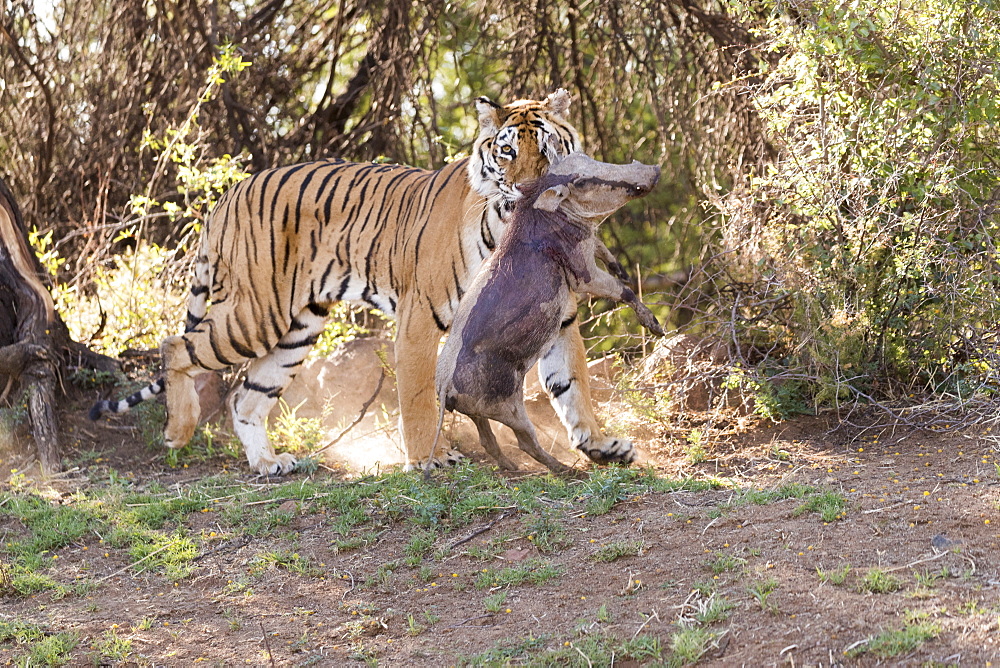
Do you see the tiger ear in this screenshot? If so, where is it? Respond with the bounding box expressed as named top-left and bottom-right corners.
top-left (543, 89), bottom-right (571, 118)
top-left (534, 184), bottom-right (569, 212)
top-left (476, 96), bottom-right (502, 133)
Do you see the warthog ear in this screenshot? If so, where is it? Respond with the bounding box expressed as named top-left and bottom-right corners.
top-left (543, 89), bottom-right (571, 118)
top-left (534, 184), bottom-right (569, 212)
top-left (476, 96), bottom-right (502, 133)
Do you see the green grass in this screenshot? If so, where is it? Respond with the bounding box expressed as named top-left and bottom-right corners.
top-left (249, 549), bottom-right (324, 578)
top-left (403, 527), bottom-right (438, 566)
top-left (0, 620), bottom-right (46, 644)
top-left (406, 613), bottom-right (425, 636)
top-left (858, 568), bottom-right (903, 594)
top-left (0, 461), bottom-right (715, 624)
top-left (846, 622), bottom-right (940, 658)
top-left (9, 570), bottom-right (69, 598)
top-left (1, 477), bottom-right (232, 591)
top-left (404, 610), bottom-right (440, 637)
top-left (3, 495), bottom-right (97, 560)
top-left (474, 560), bottom-right (564, 589)
top-left (459, 634), bottom-right (551, 666)
top-left (694, 595), bottom-right (733, 624)
top-left (572, 468), bottom-right (720, 516)
top-left (25, 633), bottom-right (79, 666)
top-left (459, 632), bottom-right (664, 667)
top-left (691, 580), bottom-right (715, 596)
top-left (332, 531), bottom-right (381, 553)
top-left (127, 531), bottom-right (198, 581)
top-left (134, 399), bottom-right (166, 449)
top-left (133, 617), bottom-right (156, 632)
top-left (365, 560), bottom-right (400, 589)
top-left (913, 567), bottom-right (946, 588)
top-left (483, 591), bottom-right (507, 613)
top-left (590, 538), bottom-right (644, 562)
top-left (329, 506), bottom-right (369, 536)
top-left (706, 551), bottom-right (747, 575)
top-left (550, 634), bottom-right (663, 665)
top-left (817, 564), bottom-right (852, 586)
top-left (713, 484), bottom-right (846, 522)
top-left (748, 577), bottom-right (779, 612)
top-left (0, 620), bottom-right (78, 667)
top-left (794, 490), bottom-right (848, 522)
top-left (669, 626), bottom-right (716, 665)
top-left (523, 513), bottom-right (571, 553)
top-left (722, 483), bottom-right (815, 510)
top-left (268, 399), bottom-right (329, 455)
top-left (93, 628), bottom-right (133, 663)
top-left (684, 429), bottom-right (709, 464)
top-left (451, 488), bottom-right (510, 523)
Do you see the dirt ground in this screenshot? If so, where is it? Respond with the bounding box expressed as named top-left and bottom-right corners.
top-left (2, 356), bottom-right (999, 666)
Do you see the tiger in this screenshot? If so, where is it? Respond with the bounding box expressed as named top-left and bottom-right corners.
top-left (90, 90), bottom-right (638, 476)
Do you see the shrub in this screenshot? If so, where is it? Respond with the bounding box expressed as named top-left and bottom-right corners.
top-left (716, 1), bottom-right (1000, 415)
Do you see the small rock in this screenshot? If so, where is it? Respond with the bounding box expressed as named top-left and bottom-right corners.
top-left (501, 548), bottom-right (532, 562)
top-left (931, 534), bottom-right (962, 551)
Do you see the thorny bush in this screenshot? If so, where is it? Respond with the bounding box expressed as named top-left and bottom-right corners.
top-left (708, 0), bottom-right (1000, 426)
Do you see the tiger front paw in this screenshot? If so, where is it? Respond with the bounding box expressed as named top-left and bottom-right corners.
top-left (576, 434), bottom-right (637, 465)
top-left (250, 452), bottom-right (299, 477)
top-left (404, 448), bottom-right (466, 472)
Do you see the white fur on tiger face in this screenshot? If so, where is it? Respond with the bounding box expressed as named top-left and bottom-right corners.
top-left (469, 89), bottom-right (581, 202)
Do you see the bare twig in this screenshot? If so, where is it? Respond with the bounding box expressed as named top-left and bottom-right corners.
top-left (632, 608), bottom-right (660, 639)
top-left (259, 620), bottom-right (276, 668)
top-left (448, 510), bottom-right (515, 551)
top-left (445, 614), bottom-right (494, 629)
top-left (885, 550), bottom-right (949, 573)
top-left (571, 643), bottom-right (594, 668)
top-left (312, 368), bottom-right (386, 456)
top-left (98, 540), bottom-right (179, 582)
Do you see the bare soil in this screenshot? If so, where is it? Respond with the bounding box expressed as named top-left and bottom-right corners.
top-left (2, 373), bottom-right (999, 667)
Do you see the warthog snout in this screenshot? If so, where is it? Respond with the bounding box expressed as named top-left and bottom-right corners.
top-left (542, 153), bottom-right (661, 221)
top-left (631, 164), bottom-right (660, 195)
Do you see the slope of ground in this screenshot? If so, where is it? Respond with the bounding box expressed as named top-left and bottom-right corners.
top-left (0, 374), bottom-right (998, 666)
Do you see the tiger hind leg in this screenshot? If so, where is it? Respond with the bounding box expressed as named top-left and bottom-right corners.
top-left (155, 252), bottom-right (216, 449)
top-left (90, 257), bottom-right (213, 427)
top-left (538, 319), bottom-right (637, 465)
top-left (161, 335), bottom-right (204, 450)
top-left (229, 303), bottom-right (329, 476)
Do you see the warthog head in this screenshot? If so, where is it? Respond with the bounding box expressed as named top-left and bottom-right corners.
top-left (531, 152), bottom-right (660, 222)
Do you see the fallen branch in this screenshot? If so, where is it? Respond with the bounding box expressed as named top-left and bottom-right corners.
top-left (259, 620), bottom-right (277, 668)
top-left (885, 550), bottom-right (949, 573)
top-left (448, 510), bottom-right (515, 551)
top-left (98, 540), bottom-right (179, 582)
top-left (861, 500), bottom-right (910, 514)
top-left (445, 614), bottom-right (495, 629)
top-left (312, 367), bottom-right (385, 456)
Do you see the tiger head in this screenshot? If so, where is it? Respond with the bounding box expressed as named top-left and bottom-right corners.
top-left (468, 89), bottom-right (582, 203)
